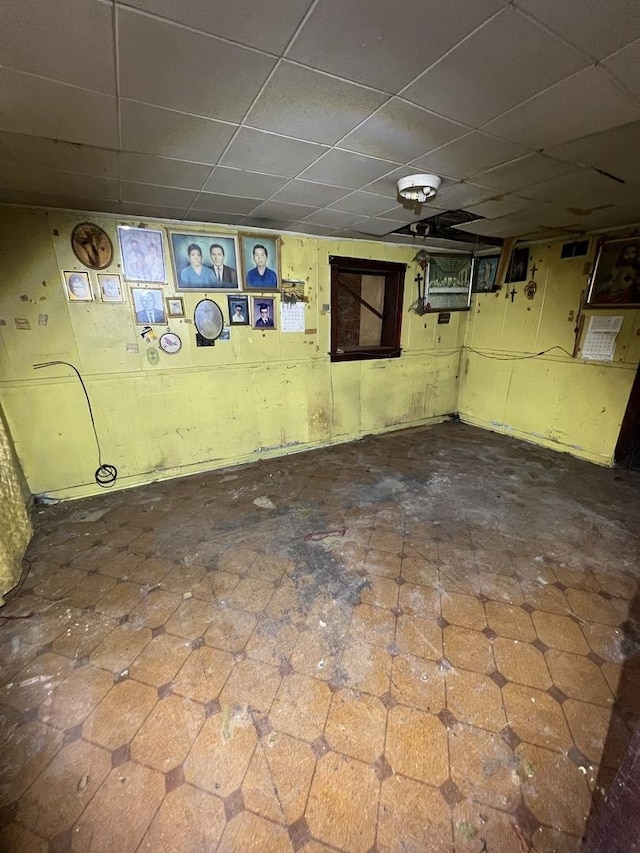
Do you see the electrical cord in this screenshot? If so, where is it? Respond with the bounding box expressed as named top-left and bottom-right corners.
top-left (33, 361), bottom-right (117, 488)
top-left (422, 345), bottom-right (575, 360)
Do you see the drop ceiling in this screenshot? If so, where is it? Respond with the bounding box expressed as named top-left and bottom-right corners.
top-left (1, 0), bottom-right (640, 246)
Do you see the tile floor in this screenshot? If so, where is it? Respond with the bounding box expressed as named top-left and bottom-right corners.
top-left (0, 422), bottom-right (639, 853)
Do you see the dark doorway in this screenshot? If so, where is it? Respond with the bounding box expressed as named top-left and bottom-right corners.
top-left (615, 364), bottom-right (640, 470)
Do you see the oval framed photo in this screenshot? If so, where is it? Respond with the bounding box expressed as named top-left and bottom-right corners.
top-left (194, 299), bottom-right (224, 341)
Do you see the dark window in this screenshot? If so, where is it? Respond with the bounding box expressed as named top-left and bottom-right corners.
top-left (561, 239), bottom-right (589, 259)
top-left (329, 256), bottom-right (406, 362)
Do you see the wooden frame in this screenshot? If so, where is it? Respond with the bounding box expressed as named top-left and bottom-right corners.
top-left (505, 246), bottom-right (529, 283)
top-left (166, 296), bottom-right (185, 318)
top-left (170, 231), bottom-right (240, 292)
top-left (131, 287), bottom-right (166, 325)
top-left (97, 273), bottom-right (125, 303)
top-left (251, 296), bottom-right (276, 329)
top-left (240, 234), bottom-right (280, 291)
top-left (587, 237), bottom-right (640, 309)
top-left (71, 222), bottom-right (113, 270)
top-left (329, 255), bottom-right (405, 362)
top-left (63, 270), bottom-right (93, 302)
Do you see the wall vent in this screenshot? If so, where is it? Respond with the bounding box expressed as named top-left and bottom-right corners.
top-left (560, 239), bottom-right (589, 259)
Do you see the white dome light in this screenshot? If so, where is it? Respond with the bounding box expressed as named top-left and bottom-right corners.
top-left (397, 173), bottom-right (442, 204)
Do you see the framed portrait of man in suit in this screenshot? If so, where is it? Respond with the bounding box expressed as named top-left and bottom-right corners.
top-left (131, 288), bottom-right (167, 325)
top-left (170, 231), bottom-right (241, 292)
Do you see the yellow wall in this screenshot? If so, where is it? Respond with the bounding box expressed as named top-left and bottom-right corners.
top-left (0, 404), bottom-right (32, 598)
top-left (0, 207), bottom-right (463, 501)
top-left (458, 241), bottom-right (640, 465)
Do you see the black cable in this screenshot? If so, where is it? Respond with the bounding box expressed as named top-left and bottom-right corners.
top-left (33, 361), bottom-right (118, 488)
top-left (462, 344), bottom-right (575, 361)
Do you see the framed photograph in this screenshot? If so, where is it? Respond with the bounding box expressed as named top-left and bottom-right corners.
top-left (63, 270), bottom-right (93, 302)
top-left (228, 294), bottom-right (249, 326)
top-left (159, 332), bottom-right (182, 354)
top-left (118, 226), bottom-right (166, 283)
top-left (240, 234), bottom-right (280, 290)
top-left (170, 231), bottom-right (240, 291)
top-left (251, 296), bottom-right (276, 329)
top-left (71, 222), bottom-right (113, 270)
top-left (98, 273), bottom-right (124, 303)
top-left (505, 246), bottom-right (529, 283)
top-left (472, 255), bottom-right (500, 293)
top-left (587, 237), bottom-right (640, 308)
top-left (131, 287), bottom-right (166, 325)
top-left (425, 255), bottom-right (474, 312)
top-left (166, 296), bottom-right (185, 318)
top-left (194, 299), bottom-right (224, 341)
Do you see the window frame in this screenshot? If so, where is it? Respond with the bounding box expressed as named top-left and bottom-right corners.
top-left (329, 255), bottom-right (406, 363)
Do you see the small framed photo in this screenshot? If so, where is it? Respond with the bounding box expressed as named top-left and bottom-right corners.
top-left (505, 246), bottom-right (529, 283)
top-left (98, 273), bottom-right (125, 303)
top-left (240, 234), bottom-right (280, 290)
top-left (63, 271), bottom-right (93, 302)
top-left (159, 332), bottom-right (182, 354)
top-left (587, 237), bottom-right (640, 308)
top-left (170, 231), bottom-right (240, 291)
top-left (166, 296), bottom-right (185, 318)
top-left (131, 287), bottom-right (167, 325)
top-left (472, 255), bottom-right (500, 293)
top-left (251, 296), bottom-right (276, 329)
top-left (118, 226), bottom-right (166, 283)
top-left (228, 294), bottom-right (249, 326)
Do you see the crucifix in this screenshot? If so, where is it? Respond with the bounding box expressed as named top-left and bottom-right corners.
top-left (530, 263), bottom-right (538, 278)
top-left (414, 271), bottom-right (424, 302)
top-left (510, 287), bottom-right (517, 303)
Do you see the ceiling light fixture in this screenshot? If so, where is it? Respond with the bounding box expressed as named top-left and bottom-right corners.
top-left (397, 173), bottom-right (442, 204)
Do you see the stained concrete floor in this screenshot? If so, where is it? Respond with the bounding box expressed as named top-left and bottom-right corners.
top-left (0, 422), bottom-right (639, 853)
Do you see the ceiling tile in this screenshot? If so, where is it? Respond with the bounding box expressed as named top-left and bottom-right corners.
top-left (221, 128), bottom-right (327, 176)
top-left (185, 210), bottom-right (246, 224)
top-left (237, 216), bottom-right (296, 230)
top-left (0, 138), bottom-right (20, 167)
top-left (0, 133), bottom-right (119, 178)
top-left (191, 192), bottom-right (261, 214)
top-left (517, 0), bottom-right (640, 60)
top-left (465, 195), bottom-right (531, 219)
top-left (123, 0), bottom-right (314, 53)
top-left (340, 98), bottom-right (466, 163)
top-left (22, 169), bottom-right (120, 200)
top-left (601, 40), bottom-right (640, 98)
top-left (102, 201), bottom-right (190, 220)
top-left (432, 182), bottom-right (494, 209)
top-left (286, 0), bottom-right (502, 91)
top-left (352, 218), bottom-right (410, 236)
top-left (473, 153), bottom-right (578, 193)
top-left (453, 215), bottom-right (551, 238)
top-left (0, 163), bottom-right (33, 192)
top-left (544, 121), bottom-right (640, 184)
top-left (120, 152), bottom-right (212, 189)
top-left (249, 200), bottom-right (317, 220)
top-left (299, 149), bottom-right (398, 188)
top-left (484, 67), bottom-right (640, 149)
top-left (519, 168), bottom-right (632, 208)
top-left (329, 191), bottom-right (397, 216)
top-left (270, 180), bottom-right (350, 206)
top-left (302, 209), bottom-right (367, 228)
top-left (410, 132), bottom-right (529, 181)
top-left (245, 62), bottom-right (387, 145)
top-left (120, 101), bottom-right (236, 163)
top-left (120, 182), bottom-right (198, 209)
top-left (403, 8), bottom-right (588, 126)
top-left (0, 0), bottom-right (115, 94)
top-left (0, 68), bottom-right (118, 148)
top-left (203, 166), bottom-right (289, 197)
top-left (118, 9), bottom-right (276, 122)
top-left (290, 222), bottom-right (336, 236)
